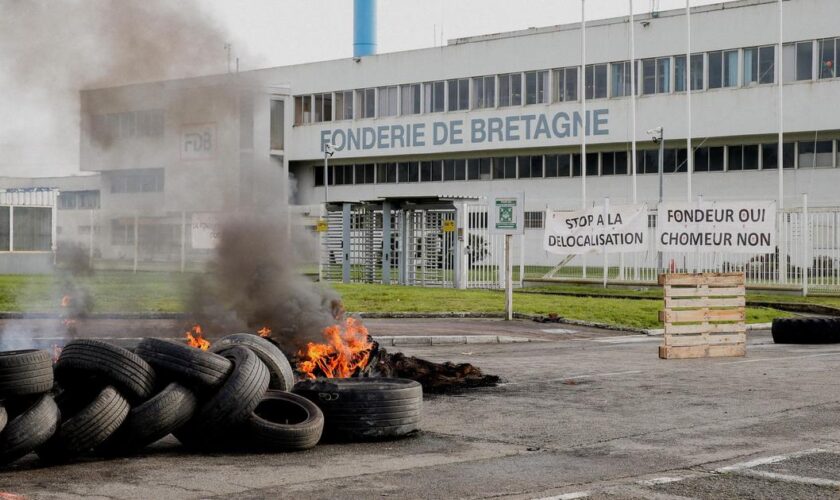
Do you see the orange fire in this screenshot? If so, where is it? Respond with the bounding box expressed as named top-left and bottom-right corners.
top-left (185, 324), bottom-right (210, 350)
top-left (60, 295), bottom-right (71, 308)
top-left (258, 326), bottom-right (271, 338)
top-left (297, 317), bottom-right (373, 379)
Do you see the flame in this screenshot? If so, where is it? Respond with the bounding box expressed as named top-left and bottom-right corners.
top-left (51, 344), bottom-right (62, 362)
top-left (60, 294), bottom-right (71, 308)
top-left (258, 326), bottom-right (271, 338)
top-left (185, 324), bottom-right (210, 350)
top-left (297, 317), bottom-right (373, 379)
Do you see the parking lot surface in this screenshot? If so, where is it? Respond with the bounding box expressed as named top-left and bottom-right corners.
top-left (1, 318), bottom-right (839, 499)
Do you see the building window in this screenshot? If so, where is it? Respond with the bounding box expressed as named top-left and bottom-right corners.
top-left (353, 164), bottom-right (375, 184)
top-left (610, 61), bottom-right (632, 97)
top-left (642, 57), bottom-right (670, 94)
top-left (524, 70), bottom-right (548, 105)
top-left (420, 160), bottom-right (443, 181)
top-left (743, 46), bottom-right (775, 85)
top-left (446, 79), bottom-right (469, 111)
top-left (783, 41), bottom-right (814, 82)
top-left (334, 91), bottom-right (354, 120)
top-left (693, 146), bottom-right (725, 172)
top-left (585, 64), bottom-right (607, 99)
top-left (377, 86), bottom-right (398, 117)
top-left (675, 54), bottom-right (704, 91)
top-left (58, 190), bottom-right (100, 210)
top-left (423, 81), bottom-right (445, 113)
top-left (492, 157), bottom-right (517, 179)
top-left (498, 73), bottom-right (522, 107)
top-left (10, 207), bottom-right (51, 251)
top-left (798, 140), bottom-right (834, 168)
top-left (357, 88), bottom-right (376, 118)
top-left (472, 76), bottom-right (495, 109)
top-left (111, 219), bottom-right (135, 246)
top-left (90, 110), bottom-right (164, 145)
top-left (517, 155), bottom-right (543, 179)
top-left (524, 211), bottom-right (544, 229)
top-left (708, 50), bottom-right (738, 89)
top-left (269, 100), bottom-right (284, 150)
top-left (294, 95), bottom-right (311, 125)
top-left (442, 159), bottom-right (467, 181)
top-left (110, 169), bottom-right (164, 194)
top-left (545, 154), bottom-right (571, 177)
top-left (819, 38), bottom-right (839, 79)
top-left (553, 67), bottom-right (578, 102)
top-left (312, 93), bottom-right (333, 123)
top-left (400, 84), bottom-right (421, 115)
top-left (332, 165), bottom-right (354, 185)
top-left (760, 143), bottom-right (795, 170)
top-left (601, 151), bottom-right (628, 176)
top-left (398, 162), bottom-right (419, 183)
top-left (727, 145), bottom-right (759, 171)
top-left (376, 163), bottom-right (397, 183)
top-left (467, 158), bottom-right (492, 180)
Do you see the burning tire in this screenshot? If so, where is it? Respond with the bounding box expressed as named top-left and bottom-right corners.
top-left (293, 378), bottom-right (422, 441)
top-left (37, 386), bottom-right (129, 462)
top-left (98, 383), bottom-right (198, 455)
top-left (0, 349), bottom-right (54, 398)
top-left (240, 391), bottom-right (324, 451)
top-left (772, 318), bottom-right (840, 344)
top-left (135, 338), bottom-right (233, 394)
top-left (210, 333), bottom-right (295, 391)
top-left (54, 340), bottom-right (157, 403)
top-left (0, 394), bottom-right (60, 465)
top-left (173, 346), bottom-right (269, 448)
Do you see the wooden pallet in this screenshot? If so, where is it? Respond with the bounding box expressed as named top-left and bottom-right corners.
top-left (658, 272), bottom-right (746, 359)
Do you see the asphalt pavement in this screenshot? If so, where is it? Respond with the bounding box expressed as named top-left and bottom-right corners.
top-left (1, 318), bottom-right (839, 499)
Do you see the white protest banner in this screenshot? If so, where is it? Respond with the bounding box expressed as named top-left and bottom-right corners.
top-left (191, 213), bottom-right (221, 249)
top-left (656, 201), bottom-right (776, 253)
top-left (543, 204), bottom-right (648, 255)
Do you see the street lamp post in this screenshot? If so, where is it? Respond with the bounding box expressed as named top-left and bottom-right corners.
top-left (323, 143), bottom-right (335, 205)
top-left (647, 127), bottom-right (665, 273)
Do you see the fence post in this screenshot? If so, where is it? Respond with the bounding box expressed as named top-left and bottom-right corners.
top-left (342, 202), bottom-right (352, 284)
top-left (381, 202), bottom-right (391, 285)
top-left (802, 193), bottom-right (809, 296)
top-left (602, 197), bottom-right (609, 288)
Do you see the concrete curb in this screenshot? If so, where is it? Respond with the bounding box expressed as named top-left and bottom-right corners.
top-left (372, 335), bottom-right (539, 346)
top-left (644, 322), bottom-right (773, 336)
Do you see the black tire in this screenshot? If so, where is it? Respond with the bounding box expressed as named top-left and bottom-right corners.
top-left (173, 347), bottom-right (269, 448)
top-left (0, 349), bottom-right (54, 398)
top-left (239, 391), bottom-right (324, 451)
top-left (135, 338), bottom-right (233, 394)
top-left (37, 386), bottom-right (129, 462)
top-left (0, 394), bottom-right (60, 465)
top-left (98, 383), bottom-right (198, 455)
top-left (0, 405), bottom-right (6, 435)
top-left (293, 378), bottom-right (422, 441)
top-left (54, 340), bottom-right (156, 403)
top-left (210, 333), bottom-right (295, 391)
top-left (772, 318), bottom-right (840, 344)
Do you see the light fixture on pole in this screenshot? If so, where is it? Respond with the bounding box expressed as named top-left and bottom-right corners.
top-left (648, 126), bottom-right (665, 273)
top-left (323, 143), bottom-right (335, 206)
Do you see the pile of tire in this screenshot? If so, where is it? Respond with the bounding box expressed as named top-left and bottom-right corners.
top-left (293, 378), bottom-right (422, 441)
top-left (772, 317), bottom-right (840, 344)
top-left (0, 333), bottom-right (423, 466)
top-left (0, 333), bottom-right (324, 466)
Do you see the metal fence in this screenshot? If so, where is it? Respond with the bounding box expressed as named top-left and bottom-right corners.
top-left (525, 204), bottom-right (840, 295)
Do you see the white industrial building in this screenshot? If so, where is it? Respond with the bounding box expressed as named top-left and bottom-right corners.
top-left (4, 0), bottom-right (840, 289)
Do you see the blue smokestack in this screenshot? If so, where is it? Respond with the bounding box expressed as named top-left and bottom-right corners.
top-left (353, 0), bottom-right (377, 58)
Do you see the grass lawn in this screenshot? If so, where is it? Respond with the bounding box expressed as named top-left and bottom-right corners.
top-left (0, 272), bottom-right (791, 330)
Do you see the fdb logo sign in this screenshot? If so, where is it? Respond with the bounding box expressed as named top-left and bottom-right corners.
top-left (181, 124), bottom-right (216, 160)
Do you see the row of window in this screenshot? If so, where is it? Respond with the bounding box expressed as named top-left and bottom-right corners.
top-left (90, 110), bottom-right (164, 144)
top-left (313, 139), bottom-right (840, 186)
top-left (110, 220), bottom-right (183, 246)
top-left (294, 37), bottom-right (840, 125)
top-left (58, 190), bottom-right (100, 210)
top-left (109, 169), bottom-right (165, 194)
top-left (0, 206), bottom-right (52, 252)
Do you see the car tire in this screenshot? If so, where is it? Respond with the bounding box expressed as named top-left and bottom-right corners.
top-left (0, 394), bottom-right (60, 465)
top-left (135, 338), bottom-right (233, 395)
top-left (98, 383), bottom-right (198, 455)
top-left (240, 390), bottom-right (324, 451)
top-left (772, 318), bottom-right (840, 344)
top-left (0, 349), bottom-right (54, 398)
top-left (37, 386), bottom-right (129, 462)
top-left (173, 346), bottom-right (269, 448)
top-left (293, 378), bottom-right (422, 441)
top-left (54, 339), bottom-right (157, 403)
top-left (210, 333), bottom-right (295, 391)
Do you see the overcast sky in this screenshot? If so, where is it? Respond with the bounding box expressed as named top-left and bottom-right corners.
top-left (1, 0), bottom-right (733, 178)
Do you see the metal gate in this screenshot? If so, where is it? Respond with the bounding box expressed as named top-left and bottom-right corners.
top-left (463, 202), bottom-right (507, 289)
